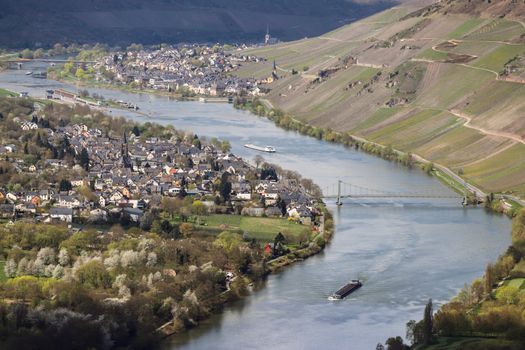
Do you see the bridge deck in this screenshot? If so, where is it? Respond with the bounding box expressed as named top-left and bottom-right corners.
top-left (325, 194), bottom-right (462, 199)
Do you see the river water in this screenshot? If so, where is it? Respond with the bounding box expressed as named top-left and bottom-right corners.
top-left (0, 63), bottom-right (512, 349)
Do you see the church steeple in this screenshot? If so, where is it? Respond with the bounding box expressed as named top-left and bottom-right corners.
top-left (121, 130), bottom-right (132, 168)
top-left (265, 24), bottom-right (271, 45)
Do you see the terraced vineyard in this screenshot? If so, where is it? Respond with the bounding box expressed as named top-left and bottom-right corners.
top-left (234, 2), bottom-right (525, 196)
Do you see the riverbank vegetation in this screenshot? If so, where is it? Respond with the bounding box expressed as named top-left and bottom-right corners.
top-left (386, 208), bottom-right (525, 350)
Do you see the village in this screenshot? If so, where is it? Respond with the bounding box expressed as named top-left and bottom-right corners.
top-left (0, 117), bottom-right (319, 231)
top-left (90, 44), bottom-right (266, 97)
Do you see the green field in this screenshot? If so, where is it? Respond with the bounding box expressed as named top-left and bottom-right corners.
top-left (465, 19), bottom-right (525, 42)
top-left (472, 44), bottom-right (525, 72)
top-left (416, 48), bottom-right (450, 61)
top-left (353, 107), bottom-right (403, 132)
top-left (417, 65), bottom-right (495, 109)
top-left (196, 215), bottom-right (310, 242)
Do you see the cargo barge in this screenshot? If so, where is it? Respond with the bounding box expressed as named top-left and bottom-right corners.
top-left (328, 280), bottom-right (362, 300)
top-left (244, 144), bottom-right (276, 153)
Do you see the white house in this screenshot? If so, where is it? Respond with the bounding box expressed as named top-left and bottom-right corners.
top-left (49, 207), bottom-right (73, 223)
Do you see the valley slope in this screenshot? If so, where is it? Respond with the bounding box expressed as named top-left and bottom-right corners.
top-left (0, 0), bottom-right (398, 47)
top-left (236, 0), bottom-right (525, 196)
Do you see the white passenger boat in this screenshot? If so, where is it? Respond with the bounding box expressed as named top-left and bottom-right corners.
top-left (244, 144), bottom-right (276, 153)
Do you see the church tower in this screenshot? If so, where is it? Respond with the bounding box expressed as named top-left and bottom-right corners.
top-left (121, 131), bottom-right (132, 169)
top-left (265, 25), bottom-right (271, 45)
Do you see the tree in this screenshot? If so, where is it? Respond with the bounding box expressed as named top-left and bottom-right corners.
top-left (140, 211), bottom-right (155, 231)
top-left (219, 172), bottom-right (232, 202)
top-left (422, 299), bottom-right (434, 344)
top-left (161, 197), bottom-right (184, 218)
top-left (253, 155), bottom-right (264, 169)
top-left (75, 260), bottom-right (111, 289)
top-left (214, 231), bottom-right (243, 252)
top-left (75, 67), bottom-right (86, 79)
top-left (273, 232), bottom-right (287, 256)
top-left (192, 135), bottom-right (201, 149)
top-left (58, 248), bottom-right (70, 266)
top-left (78, 147), bottom-right (90, 171)
top-left (179, 223), bottom-right (194, 238)
top-left (20, 49), bottom-right (34, 59)
top-left (484, 263), bottom-right (495, 296)
top-left (59, 179), bottom-right (72, 192)
top-left (220, 140), bottom-right (231, 153)
top-left (385, 336), bottom-right (408, 350)
top-left (191, 200), bottom-right (207, 216)
top-left (4, 259), bottom-right (17, 278)
top-left (132, 125), bottom-right (141, 136)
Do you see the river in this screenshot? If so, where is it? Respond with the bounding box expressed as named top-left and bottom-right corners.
top-left (0, 62), bottom-right (512, 349)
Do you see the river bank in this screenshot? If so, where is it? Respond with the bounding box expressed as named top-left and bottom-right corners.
top-left (48, 71), bottom-right (231, 104)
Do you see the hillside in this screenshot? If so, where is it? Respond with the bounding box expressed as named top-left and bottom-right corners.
top-left (235, 0), bottom-right (525, 196)
top-left (0, 0), bottom-right (398, 48)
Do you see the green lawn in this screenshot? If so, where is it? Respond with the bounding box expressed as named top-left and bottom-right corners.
top-left (197, 214), bottom-right (310, 242)
top-left (0, 88), bottom-right (17, 97)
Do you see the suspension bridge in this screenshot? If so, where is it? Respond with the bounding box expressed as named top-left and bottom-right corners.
top-left (323, 180), bottom-right (466, 206)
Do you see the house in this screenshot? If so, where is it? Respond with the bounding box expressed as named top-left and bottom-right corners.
top-left (16, 203), bottom-right (36, 215)
top-left (0, 204), bottom-right (15, 218)
top-left (88, 208), bottom-right (108, 222)
top-left (110, 191), bottom-right (124, 203)
top-left (29, 195), bottom-right (42, 207)
top-left (71, 179), bottom-right (86, 187)
top-left (98, 195), bottom-right (107, 208)
top-left (235, 192), bottom-right (252, 200)
top-left (59, 195), bottom-right (82, 208)
top-left (288, 205), bottom-right (313, 225)
top-left (5, 192), bottom-right (18, 203)
top-left (38, 190), bottom-right (52, 201)
top-left (49, 207), bottom-right (74, 223)
top-left (0, 144), bottom-right (16, 153)
top-left (21, 122), bottom-right (38, 130)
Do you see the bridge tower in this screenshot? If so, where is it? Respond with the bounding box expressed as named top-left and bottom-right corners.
top-left (336, 180), bottom-right (343, 206)
top-left (462, 180), bottom-right (469, 206)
